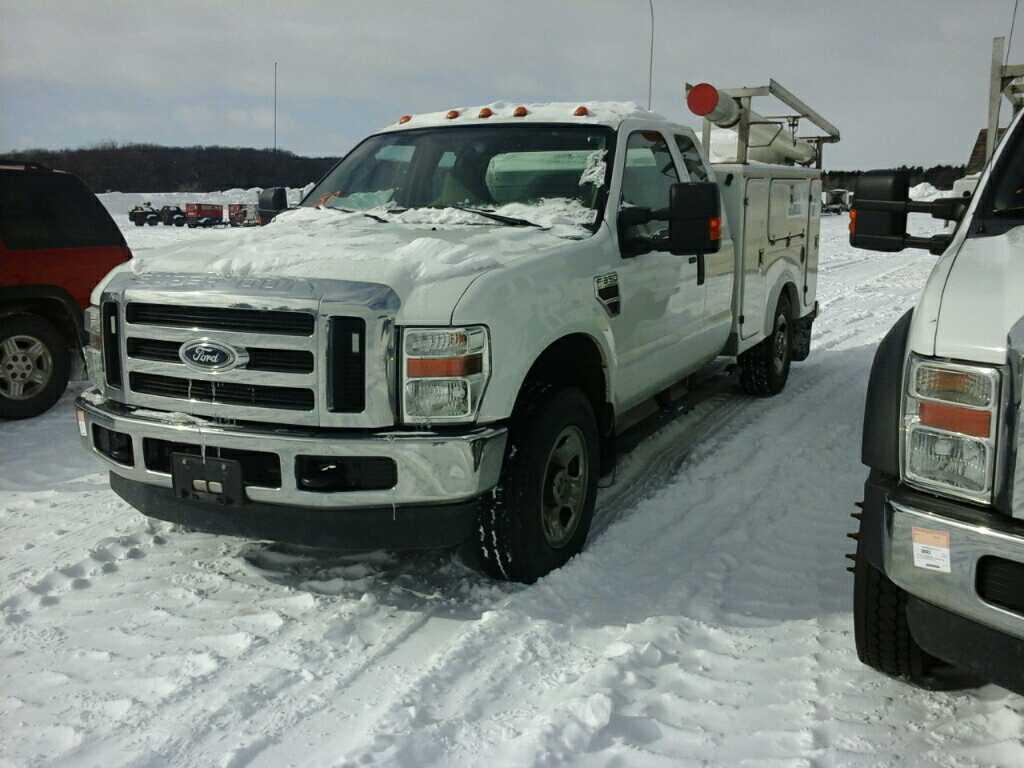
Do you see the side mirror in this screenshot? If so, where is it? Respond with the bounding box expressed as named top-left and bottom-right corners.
top-left (668, 182), bottom-right (721, 255)
top-left (258, 186), bottom-right (288, 224)
top-left (850, 171), bottom-right (908, 252)
top-left (851, 171), bottom-right (955, 255)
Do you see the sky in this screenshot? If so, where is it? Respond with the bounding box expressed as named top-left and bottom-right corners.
top-left (0, 0), bottom-right (1018, 169)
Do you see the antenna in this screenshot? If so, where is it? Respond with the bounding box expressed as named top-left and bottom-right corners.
top-left (273, 61), bottom-right (278, 153)
top-left (647, 0), bottom-right (655, 110)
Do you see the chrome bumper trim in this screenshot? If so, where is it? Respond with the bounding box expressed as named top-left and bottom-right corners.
top-left (885, 500), bottom-right (1024, 640)
top-left (76, 393), bottom-right (507, 509)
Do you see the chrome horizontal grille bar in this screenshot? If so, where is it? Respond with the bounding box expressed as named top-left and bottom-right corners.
top-left (126, 302), bottom-right (315, 336)
top-left (130, 372), bottom-right (315, 411)
top-left (126, 337), bottom-right (314, 374)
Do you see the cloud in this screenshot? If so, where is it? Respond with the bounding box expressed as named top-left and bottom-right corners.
top-left (0, 0), bottom-right (1015, 166)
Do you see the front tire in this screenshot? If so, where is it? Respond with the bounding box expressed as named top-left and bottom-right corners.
top-left (0, 314), bottom-right (71, 420)
top-left (739, 294), bottom-right (792, 395)
top-left (477, 386), bottom-right (600, 583)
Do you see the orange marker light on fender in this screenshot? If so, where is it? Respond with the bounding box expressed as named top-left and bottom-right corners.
top-left (398, 114), bottom-right (412, 124)
top-left (513, 106), bottom-right (528, 117)
top-left (446, 110), bottom-right (460, 119)
top-left (407, 355), bottom-right (483, 378)
top-left (709, 216), bottom-right (721, 241)
top-left (574, 105), bottom-right (589, 116)
top-left (919, 401), bottom-right (991, 438)
top-left (849, 209), bottom-right (857, 235)
top-left (478, 107), bottom-right (493, 118)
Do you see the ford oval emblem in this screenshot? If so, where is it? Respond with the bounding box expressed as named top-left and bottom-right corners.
top-left (179, 339), bottom-right (246, 372)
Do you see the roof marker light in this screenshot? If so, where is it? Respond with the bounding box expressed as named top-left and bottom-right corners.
top-left (513, 106), bottom-right (528, 117)
top-left (478, 107), bottom-right (494, 118)
top-left (398, 114), bottom-right (412, 124)
top-left (446, 110), bottom-right (460, 119)
top-left (574, 105), bottom-right (589, 116)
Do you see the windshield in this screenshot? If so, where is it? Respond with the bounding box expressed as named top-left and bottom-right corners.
top-left (304, 124), bottom-right (613, 229)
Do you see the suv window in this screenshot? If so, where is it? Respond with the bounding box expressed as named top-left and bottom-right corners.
top-left (620, 130), bottom-right (679, 244)
top-left (0, 171), bottom-right (124, 250)
top-left (674, 135), bottom-right (709, 182)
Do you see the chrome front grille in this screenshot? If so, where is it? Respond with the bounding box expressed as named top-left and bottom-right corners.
top-left (120, 300), bottom-right (322, 425)
top-left (100, 273), bottom-right (400, 429)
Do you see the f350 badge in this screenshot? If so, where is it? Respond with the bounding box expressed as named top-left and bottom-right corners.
top-left (594, 272), bottom-right (621, 317)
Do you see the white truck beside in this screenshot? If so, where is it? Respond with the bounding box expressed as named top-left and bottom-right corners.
top-left (850, 92), bottom-right (1024, 690)
top-left (76, 85), bottom-right (837, 582)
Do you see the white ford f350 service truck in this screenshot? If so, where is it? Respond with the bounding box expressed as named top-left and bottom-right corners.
top-left (850, 105), bottom-right (1024, 691)
top-left (76, 86), bottom-right (836, 582)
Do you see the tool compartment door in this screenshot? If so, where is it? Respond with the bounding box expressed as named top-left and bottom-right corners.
top-left (740, 178), bottom-right (769, 340)
top-left (804, 178), bottom-right (821, 310)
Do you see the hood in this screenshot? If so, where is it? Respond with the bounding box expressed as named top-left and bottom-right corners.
top-left (94, 206), bottom-right (590, 322)
top-left (934, 226), bottom-right (1024, 365)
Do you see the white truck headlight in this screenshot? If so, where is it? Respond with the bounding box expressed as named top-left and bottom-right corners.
top-left (401, 326), bottom-right (490, 424)
top-left (83, 305), bottom-right (105, 388)
top-left (903, 356), bottom-right (1000, 503)
top-left (85, 305), bottom-right (102, 351)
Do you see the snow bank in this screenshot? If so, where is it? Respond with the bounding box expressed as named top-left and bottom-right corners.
top-left (97, 185), bottom-right (314, 217)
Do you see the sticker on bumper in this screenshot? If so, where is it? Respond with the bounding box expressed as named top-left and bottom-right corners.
top-left (912, 526), bottom-right (951, 573)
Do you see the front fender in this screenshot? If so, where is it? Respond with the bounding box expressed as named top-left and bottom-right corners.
top-left (862, 308), bottom-right (913, 476)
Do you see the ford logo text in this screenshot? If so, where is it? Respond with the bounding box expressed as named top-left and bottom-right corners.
top-left (179, 339), bottom-right (247, 372)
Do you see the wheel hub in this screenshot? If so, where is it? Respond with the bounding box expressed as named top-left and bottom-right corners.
top-left (541, 425), bottom-right (588, 549)
top-left (0, 335), bottom-right (53, 401)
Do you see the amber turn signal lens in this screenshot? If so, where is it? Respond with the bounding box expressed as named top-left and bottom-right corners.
top-left (709, 216), bottom-right (721, 241)
top-left (407, 355), bottom-right (484, 378)
top-left (848, 209), bottom-right (857, 234)
top-left (919, 401), bottom-right (991, 438)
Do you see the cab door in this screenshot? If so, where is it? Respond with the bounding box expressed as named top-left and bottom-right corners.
top-left (610, 127), bottom-right (705, 408)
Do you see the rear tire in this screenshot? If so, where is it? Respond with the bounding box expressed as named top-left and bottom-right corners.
top-left (739, 294), bottom-right (792, 395)
top-left (477, 386), bottom-right (599, 583)
top-left (0, 314), bottom-right (71, 420)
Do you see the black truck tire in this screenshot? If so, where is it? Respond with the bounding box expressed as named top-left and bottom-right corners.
top-left (739, 295), bottom-right (792, 396)
top-left (477, 386), bottom-right (600, 583)
top-left (0, 314), bottom-right (71, 420)
top-left (852, 511), bottom-right (978, 690)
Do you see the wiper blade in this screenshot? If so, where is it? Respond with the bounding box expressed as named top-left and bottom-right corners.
top-left (449, 205), bottom-right (542, 228)
top-left (323, 205), bottom-right (390, 224)
top-left (992, 205), bottom-right (1024, 216)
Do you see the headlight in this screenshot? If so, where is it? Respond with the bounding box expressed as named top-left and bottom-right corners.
top-left (401, 326), bottom-right (490, 424)
top-left (903, 356), bottom-right (1000, 503)
top-left (85, 305), bottom-right (102, 351)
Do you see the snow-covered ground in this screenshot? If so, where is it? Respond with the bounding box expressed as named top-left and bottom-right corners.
top-left (2, 215), bottom-right (1023, 767)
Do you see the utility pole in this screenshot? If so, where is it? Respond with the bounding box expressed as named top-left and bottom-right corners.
top-left (273, 61), bottom-right (278, 154)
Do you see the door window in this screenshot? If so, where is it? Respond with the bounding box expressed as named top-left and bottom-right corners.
top-left (0, 171), bottom-right (124, 250)
top-left (619, 131), bottom-right (679, 246)
top-left (674, 135), bottom-right (709, 182)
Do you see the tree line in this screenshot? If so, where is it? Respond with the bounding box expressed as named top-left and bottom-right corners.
top-left (823, 164), bottom-right (967, 192)
top-left (3, 143), bottom-right (967, 195)
top-left (2, 143), bottom-right (340, 192)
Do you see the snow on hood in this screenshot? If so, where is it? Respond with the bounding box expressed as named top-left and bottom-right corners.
top-left (109, 200), bottom-right (597, 315)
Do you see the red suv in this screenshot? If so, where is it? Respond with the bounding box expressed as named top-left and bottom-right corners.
top-left (0, 162), bottom-right (131, 419)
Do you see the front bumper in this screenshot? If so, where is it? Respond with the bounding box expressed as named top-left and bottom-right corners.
top-left (864, 473), bottom-right (1024, 691)
top-left (76, 392), bottom-right (506, 525)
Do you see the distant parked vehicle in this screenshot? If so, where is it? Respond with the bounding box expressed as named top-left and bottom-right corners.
top-left (228, 203), bottom-right (259, 227)
top-left (159, 205), bottom-right (186, 226)
top-left (185, 203), bottom-right (223, 228)
top-left (129, 203), bottom-right (159, 226)
top-left (822, 188), bottom-right (851, 214)
top-left (0, 160), bottom-right (131, 419)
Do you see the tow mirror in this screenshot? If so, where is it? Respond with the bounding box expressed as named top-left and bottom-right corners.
top-left (258, 186), bottom-right (288, 224)
top-left (668, 182), bottom-right (721, 256)
top-left (851, 171), bottom-right (957, 255)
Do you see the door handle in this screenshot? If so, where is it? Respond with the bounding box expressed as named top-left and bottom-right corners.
top-left (697, 253), bottom-right (705, 286)
top-left (688, 256), bottom-right (697, 264)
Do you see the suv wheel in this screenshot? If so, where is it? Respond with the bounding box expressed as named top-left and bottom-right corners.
top-left (739, 294), bottom-right (792, 396)
top-left (477, 386), bottom-right (599, 583)
top-left (0, 315), bottom-right (71, 420)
